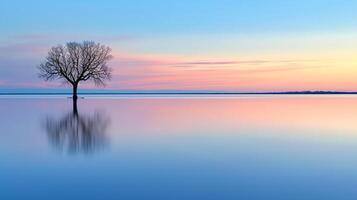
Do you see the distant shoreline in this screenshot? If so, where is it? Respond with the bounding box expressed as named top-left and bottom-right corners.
top-left (1, 91), bottom-right (357, 95)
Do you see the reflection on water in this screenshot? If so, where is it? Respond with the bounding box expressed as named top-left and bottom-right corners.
top-left (43, 99), bottom-right (110, 154)
top-left (3, 95), bottom-right (357, 199)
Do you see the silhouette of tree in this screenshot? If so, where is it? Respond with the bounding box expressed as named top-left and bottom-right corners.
top-left (38, 41), bottom-right (112, 99)
top-left (44, 100), bottom-right (110, 154)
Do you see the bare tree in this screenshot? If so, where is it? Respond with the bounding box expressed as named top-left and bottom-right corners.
top-left (38, 41), bottom-right (113, 99)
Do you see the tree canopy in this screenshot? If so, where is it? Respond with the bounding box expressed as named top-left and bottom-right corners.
top-left (38, 41), bottom-right (113, 98)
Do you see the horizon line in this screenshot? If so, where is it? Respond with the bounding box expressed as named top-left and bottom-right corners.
top-left (2, 91), bottom-right (357, 95)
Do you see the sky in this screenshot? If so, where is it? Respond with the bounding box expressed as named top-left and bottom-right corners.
top-left (1, 0), bottom-right (357, 92)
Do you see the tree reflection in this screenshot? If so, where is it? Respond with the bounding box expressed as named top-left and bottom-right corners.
top-left (44, 99), bottom-right (110, 154)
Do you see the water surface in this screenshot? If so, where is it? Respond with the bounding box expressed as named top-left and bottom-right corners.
top-left (1, 95), bottom-right (357, 199)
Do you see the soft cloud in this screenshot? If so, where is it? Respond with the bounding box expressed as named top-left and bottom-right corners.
top-left (0, 80), bottom-right (7, 86)
top-left (0, 43), bottom-right (47, 58)
top-left (178, 59), bottom-right (318, 66)
top-left (103, 52), bottom-right (332, 91)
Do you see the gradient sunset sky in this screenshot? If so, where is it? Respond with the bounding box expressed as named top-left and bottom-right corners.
top-left (1, 0), bottom-right (357, 92)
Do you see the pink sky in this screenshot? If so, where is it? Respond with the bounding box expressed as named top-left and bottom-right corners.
top-left (1, 32), bottom-right (357, 92)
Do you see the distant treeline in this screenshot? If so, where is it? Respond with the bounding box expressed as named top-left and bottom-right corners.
top-left (1, 91), bottom-right (357, 95)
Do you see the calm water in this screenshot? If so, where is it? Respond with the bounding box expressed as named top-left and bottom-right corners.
top-left (1, 95), bottom-right (357, 199)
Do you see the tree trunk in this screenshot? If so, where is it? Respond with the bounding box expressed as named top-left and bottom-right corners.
top-left (73, 83), bottom-right (78, 100)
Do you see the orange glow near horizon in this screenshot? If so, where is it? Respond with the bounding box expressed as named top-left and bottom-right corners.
top-left (100, 49), bottom-right (357, 92)
top-left (3, 32), bottom-right (357, 92)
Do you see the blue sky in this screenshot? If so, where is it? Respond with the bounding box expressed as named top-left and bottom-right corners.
top-left (2, 0), bottom-right (357, 35)
top-left (1, 0), bottom-right (357, 92)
